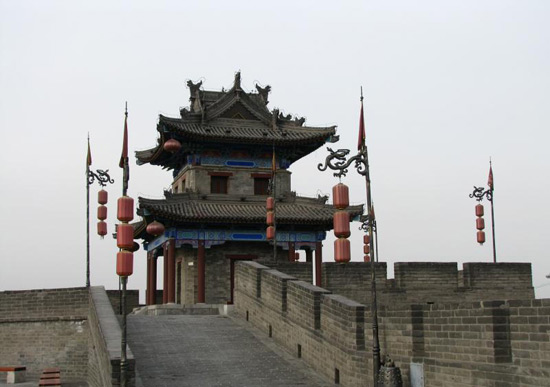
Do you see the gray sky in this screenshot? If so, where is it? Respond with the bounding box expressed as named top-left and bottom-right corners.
top-left (1, 0), bottom-right (549, 300)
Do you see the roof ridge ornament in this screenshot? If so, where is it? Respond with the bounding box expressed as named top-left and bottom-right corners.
top-left (234, 71), bottom-right (241, 90)
top-left (255, 84), bottom-right (271, 105)
top-left (271, 108), bottom-right (279, 131)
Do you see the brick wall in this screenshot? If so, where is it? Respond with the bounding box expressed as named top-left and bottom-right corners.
top-left (0, 287), bottom-right (89, 381)
top-left (234, 261), bottom-right (549, 387)
top-left (106, 290), bottom-right (140, 315)
top-left (88, 286), bottom-right (135, 387)
top-left (323, 262), bottom-right (534, 306)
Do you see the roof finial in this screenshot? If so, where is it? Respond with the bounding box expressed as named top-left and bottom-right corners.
top-left (234, 71), bottom-right (241, 90)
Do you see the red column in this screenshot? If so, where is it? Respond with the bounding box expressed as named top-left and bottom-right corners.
top-left (162, 244), bottom-right (168, 304)
top-left (167, 239), bottom-right (176, 303)
top-left (288, 242), bottom-right (295, 262)
top-left (315, 242), bottom-right (322, 286)
top-left (151, 252), bottom-right (158, 305)
top-left (197, 240), bottom-right (205, 303)
top-left (146, 252), bottom-right (152, 305)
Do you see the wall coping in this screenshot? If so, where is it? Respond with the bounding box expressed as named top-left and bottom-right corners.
top-left (89, 286), bottom-right (134, 360)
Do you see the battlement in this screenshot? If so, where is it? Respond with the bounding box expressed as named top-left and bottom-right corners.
top-left (234, 261), bottom-right (548, 387)
top-left (320, 261), bottom-right (534, 305)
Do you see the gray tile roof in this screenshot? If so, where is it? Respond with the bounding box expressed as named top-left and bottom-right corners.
top-left (137, 194), bottom-right (362, 227)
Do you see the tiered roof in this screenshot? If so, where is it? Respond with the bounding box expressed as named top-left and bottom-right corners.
top-left (137, 193), bottom-right (362, 228)
top-left (135, 72), bottom-right (338, 170)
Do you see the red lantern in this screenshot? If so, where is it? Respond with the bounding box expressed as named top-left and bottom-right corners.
top-left (266, 226), bottom-right (275, 240)
top-left (477, 230), bottom-right (486, 245)
top-left (97, 221), bottom-right (107, 237)
top-left (117, 223), bottom-right (134, 250)
top-left (163, 138), bottom-right (182, 153)
top-left (116, 250), bottom-right (134, 276)
top-left (334, 238), bottom-right (351, 263)
top-left (332, 183), bottom-right (349, 210)
top-left (146, 220), bottom-right (165, 236)
top-left (97, 205), bottom-right (107, 221)
top-left (364, 234), bottom-right (370, 244)
top-left (98, 189), bottom-right (108, 205)
top-left (266, 211), bottom-right (274, 226)
top-left (475, 204), bottom-right (484, 217)
top-left (266, 197), bottom-right (274, 211)
top-left (364, 254), bottom-right (370, 262)
top-left (364, 245), bottom-right (370, 254)
top-left (333, 211), bottom-right (350, 238)
top-left (117, 196), bottom-right (134, 222)
top-left (476, 217), bottom-right (485, 230)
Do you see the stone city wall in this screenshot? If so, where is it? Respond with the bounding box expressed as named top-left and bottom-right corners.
top-left (0, 287), bottom-right (89, 381)
top-left (234, 261), bottom-right (548, 387)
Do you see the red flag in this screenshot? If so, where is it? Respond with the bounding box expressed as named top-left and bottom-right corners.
top-left (119, 111), bottom-right (128, 168)
top-left (488, 164), bottom-right (494, 190)
top-left (357, 97), bottom-right (365, 150)
top-left (87, 138), bottom-right (92, 166)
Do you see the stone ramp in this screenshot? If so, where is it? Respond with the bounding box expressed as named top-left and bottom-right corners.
top-left (127, 314), bottom-right (335, 387)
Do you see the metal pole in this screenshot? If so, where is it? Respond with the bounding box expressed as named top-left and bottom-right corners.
top-left (362, 146), bottom-right (381, 385)
top-left (490, 189), bottom-right (497, 263)
top-left (120, 275), bottom-right (128, 387)
top-left (86, 161), bottom-right (90, 288)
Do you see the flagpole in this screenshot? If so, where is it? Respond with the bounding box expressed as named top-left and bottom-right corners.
top-left (318, 87), bottom-right (385, 384)
top-left (86, 135), bottom-right (91, 287)
top-left (120, 102), bottom-right (129, 387)
top-left (489, 159), bottom-right (497, 263)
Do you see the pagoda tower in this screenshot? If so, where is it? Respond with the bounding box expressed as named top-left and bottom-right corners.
top-left (135, 73), bottom-right (362, 305)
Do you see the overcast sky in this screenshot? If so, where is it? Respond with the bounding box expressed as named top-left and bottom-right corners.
top-left (1, 0), bottom-right (549, 300)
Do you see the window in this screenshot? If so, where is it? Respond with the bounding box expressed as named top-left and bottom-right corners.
top-left (211, 176), bottom-right (228, 194)
top-left (254, 178), bottom-right (270, 195)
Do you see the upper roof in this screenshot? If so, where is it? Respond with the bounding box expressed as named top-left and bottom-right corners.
top-left (135, 72), bottom-right (338, 170)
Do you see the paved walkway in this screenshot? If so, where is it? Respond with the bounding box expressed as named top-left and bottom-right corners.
top-left (127, 314), bottom-right (335, 387)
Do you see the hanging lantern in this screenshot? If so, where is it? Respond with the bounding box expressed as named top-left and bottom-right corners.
top-left (475, 204), bottom-right (484, 217)
top-left (116, 250), bottom-right (134, 276)
top-left (266, 211), bottom-right (274, 226)
top-left (364, 244), bottom-right (370, 254)
top-left (117, 223), bottom-right (134, 250)
top-left (333, 211), bottom-right (350, 238)
top-left (476, 217), bottom-right (485, 230)
top-left (117, 196), bottom-right (134, 222)
top-left (332, 183), bottom-right (349, 210)
top-left (364, 234), bottom-right (370, 244)
top-left (98, 189), bottom-right (108, 205)
top-left (146, 220), bottom-right (165, 236)
top-left (334, 238), bottom-right (351, 263)
top-left (163, 138), bottom-right (182, 153)
top-left (266, 197), bottom-right (274, 211)
top-left (266, 226), bottom-right (275, 240)
top-left (477, 230), bottom-right (486, 245)
top-left (97, 205), bottom-right (107, 221)
top-left (364, 254), bottom-right (370, 262)
top-left (97, 221), bottom-right (107, 237)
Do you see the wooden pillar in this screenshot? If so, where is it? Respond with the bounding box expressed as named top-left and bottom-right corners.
top-left (288, 242), bottom-right (295, 262)
top-left (305, 248), bottom-right (313, 263)
top-left (315, 242), bottom-right (322, 286)
top-left (151, 252), bottom-right (158, 305)
top-left (146, 252), bottom-right (152, 305)
top-left (167, 239), bottom-right (176, 303)
top-left (162, 244), bottom-right (168, 304)
top-left (197, 240), bottom-right (206, 303)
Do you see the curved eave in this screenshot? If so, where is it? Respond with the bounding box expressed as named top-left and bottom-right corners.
top-left (136, 196), bottom-right (363, 230)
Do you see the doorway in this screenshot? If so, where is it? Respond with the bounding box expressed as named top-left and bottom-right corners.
top-left (226, 254), bottom-right (258, 304)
